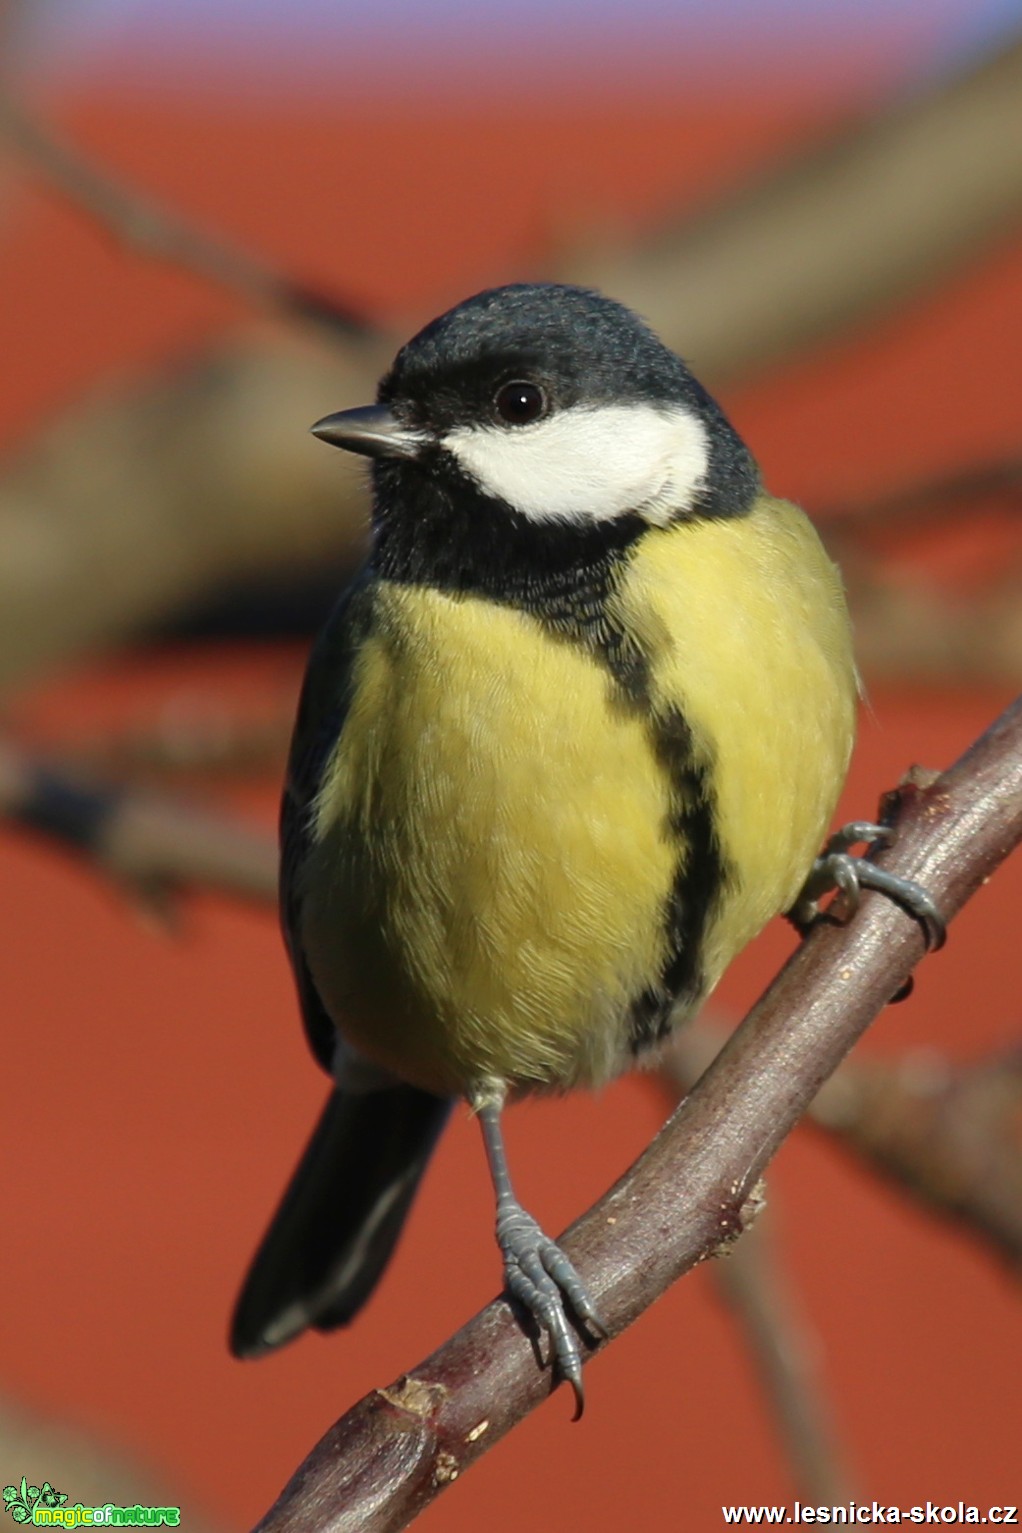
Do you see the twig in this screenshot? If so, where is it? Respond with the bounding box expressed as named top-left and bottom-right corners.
top-left (7, 718), bottom-right (1019, 1273)
top-left (663, 1020), bottom-right (1022, 1502)
top-left (819, 457), bottom-right (1022, 538)
top-left (811, 1045), bottom-right (1022, 1270)
top-left (0, 735), bottom-right (276, 908)
top-left (249, 695), bottom-right (1022, 1532)
top-left (841, 581), bottom-right (1022, 687)
top-left (667, 1029), bottom-right (857, 1506)
top-left (5, 43), bottom-right (1022, 687)
top-left (0, 88), bottom-right (376, 342)
top-left (57, 704), bottom-right (292, 783)
top-left (571, 34), bottom-right (1022, 380)
top-left (661, 1017), bottom-right (1022, 1274)
top-left (0, 337), bottom-right (378, 691)
top-left (714, 1216), bottom-right (857, 1506)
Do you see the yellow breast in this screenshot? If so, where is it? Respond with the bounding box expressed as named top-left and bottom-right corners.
top-left (612, 494), bottom-right (857, 993)
top-left (299, 492), bottom-right (857, 1099)
top-left (301, 582), bottom-right (677, 1096)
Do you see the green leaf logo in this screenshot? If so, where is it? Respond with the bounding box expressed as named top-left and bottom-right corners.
top-left (2, 1478), bottom-right (67, 1524)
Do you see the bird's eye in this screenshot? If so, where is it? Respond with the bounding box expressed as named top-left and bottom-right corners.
top-left (493, 380), bottom-right (547, 426)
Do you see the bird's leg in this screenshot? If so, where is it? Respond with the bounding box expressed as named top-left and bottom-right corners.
top-left (475, 1094), bottom-right (607, 1419)
top-left (788, 819), bottom-right (946, 951)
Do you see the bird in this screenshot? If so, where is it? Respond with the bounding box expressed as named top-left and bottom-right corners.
top-left (230, 281), bottom-right (941, 1414)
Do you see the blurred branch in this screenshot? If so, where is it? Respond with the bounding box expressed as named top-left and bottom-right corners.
top-left (0, 734), bottom-right (276, 909)
top-left (660, 1022), bottom-right (1022, 1273)
top-left (669, 1030), bottom-right (857, 1506)
top-left (810, 457), bottom-right (1022, 685)
top-left (572, 35), bottom-right (1022, 380)
top-left (0, 35), bottom-right (1018, 389)
top-left (3, 42), bottom-right (1022, 689)
top-left (0, 336), bottom-right (376, 691)
top-left (714, 1216), bottom-right (857, 1506)
top-left (251, 695), bottom-right (1022, 1533)
top-left (0, 0), bottom-right (33, 210)
top-left (58, 698), bottom-right (293, 783)
top-left (842, 576), bottom-right (1022, 685)
top-left (0, 0), bottom-right (32, 72)
top-left (811, 1044), bottom-right (1022, 1271)
top-left (821, 457), bottom-right (1022, 537)
top-left (0, 87), bottom-right (375, 341)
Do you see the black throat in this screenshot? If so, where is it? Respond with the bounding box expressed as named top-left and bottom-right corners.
top-left (370, 454), bottom-right (646, 612)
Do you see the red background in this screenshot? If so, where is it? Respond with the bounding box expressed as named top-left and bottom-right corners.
top-left (1, 61), bottom-right (1019, 1531)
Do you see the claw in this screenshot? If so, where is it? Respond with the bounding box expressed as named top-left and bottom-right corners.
top-left (499, 1204), bottom-right (603, 1413)
top-left (478, 1098), bottom-right (604, 1416)
top-left (536, 1232), bottom-right (609, 1336)
top-left (790, 820), bottom-right (946, 952)
top-left (567, 1366), bottom-right (586, 1422)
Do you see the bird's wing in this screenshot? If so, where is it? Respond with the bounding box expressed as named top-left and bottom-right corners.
top-left (280, 569), bottom-right (374, 1072)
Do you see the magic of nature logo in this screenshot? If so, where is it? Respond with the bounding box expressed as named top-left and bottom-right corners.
top-left (3, 1482), bottom-right (180, 1528)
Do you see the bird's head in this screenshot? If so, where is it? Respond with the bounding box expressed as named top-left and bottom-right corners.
top-left (312, 283), bottom-right (758, 586)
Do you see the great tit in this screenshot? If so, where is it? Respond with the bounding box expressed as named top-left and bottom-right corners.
top-left (230, 282), bottom-right (926, 1413)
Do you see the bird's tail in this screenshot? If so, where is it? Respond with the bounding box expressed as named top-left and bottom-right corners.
top-left (230, 1082), bottom-right (451, 1358)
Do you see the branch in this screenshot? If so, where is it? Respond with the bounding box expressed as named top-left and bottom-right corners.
top-left (659, 1018), bottom-right (1022, 1275)
top-left (804, 459), bottom-right (1022, 684)
top-left (667, 1028), bottom-right (857, 1505)
top-left (2, 36), bottom-right (1020, 393)
top-left (0, 1395), bottom-right (226, 1533)
top-left (570, 35), bottom-right (1022, 380)
top-left (250, 696), bottom-right (1022, 1532)
top-left (713, 1215), bottom-right (857, 1506)
top-left (0, 0), bottom-right (33, 78)
top-left (0, 88), bottom-right (376, 341)
top-left (820, 457), bottom-right (1022, 539)
top-left (56, 701), bottom-right (292, 783)
top-left (0, 337), bottom-right (380, 691)
top-left (0, 735), bottom-right (276, 910)
top-left (8, 38), bottom-right (1020, 388)
top-left (4, 42), bottom-right (1022, 688)
top-left (810, 1044), bottom-right (1022, 1270)
top-left (841, 583), bottom-right (1022, 687)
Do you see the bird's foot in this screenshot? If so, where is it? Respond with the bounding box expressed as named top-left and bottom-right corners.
top-left (788, 820), bottom-right (946, 952)
top-left (496, 1198), bottom-right (607, 1420)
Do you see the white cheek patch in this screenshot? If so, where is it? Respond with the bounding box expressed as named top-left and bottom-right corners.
top-left (442, 402), bottom-right (710, 526)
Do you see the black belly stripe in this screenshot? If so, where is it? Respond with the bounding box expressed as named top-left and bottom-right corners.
top-left (528, 575), bottom-right (730, 1054)
top-left (630, 706), bottom-right (727, 1051)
